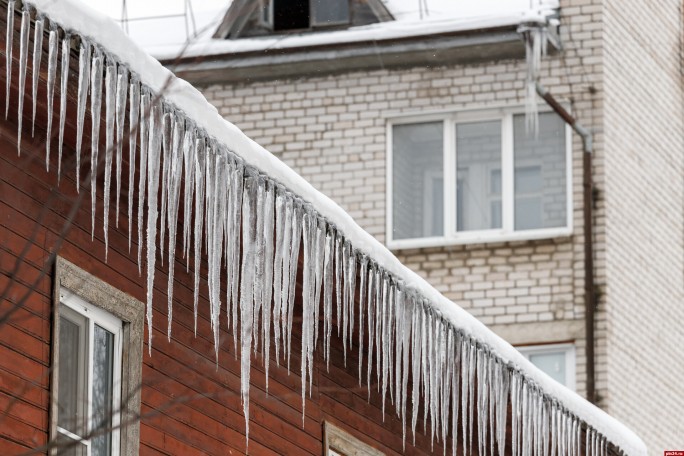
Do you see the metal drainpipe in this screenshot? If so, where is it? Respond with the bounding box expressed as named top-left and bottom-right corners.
top-left (535, 82), bottom-right (596, 404)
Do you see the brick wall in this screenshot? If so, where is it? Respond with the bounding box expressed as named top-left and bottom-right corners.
top-left (603, 0), bottom-right (684, 452)
top-left (202, 0), bottom-right (605, 405)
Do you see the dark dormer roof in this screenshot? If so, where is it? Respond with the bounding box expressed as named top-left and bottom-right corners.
top-left (213, 0), bottom-right (393, 40)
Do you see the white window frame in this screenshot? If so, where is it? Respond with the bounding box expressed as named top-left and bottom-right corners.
top-left (518, 343), bottom-right (576, 391)
top-left (323, 422), bottom-right (385, 456)
top-left (57, 289), bottom-right (123, 456)
top-left (386, 106), bottom-right (573, 249)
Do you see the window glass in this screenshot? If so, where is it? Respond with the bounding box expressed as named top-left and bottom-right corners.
top-left (513, 112), bottom-right (566, 230)
top-left (273, 0), bottom-right (310, 30)
top-left (92, 325), bottom-right (115, 456)
top-left (392, 122), bottom-right (444, 240)
top-left (312, 0), bottom-right (350, 25)
top-left (455, 120), bottom-right (502, 231)
top-left (57, 312), bottom-right (86, 435)
top-left (529, 351), bottom-right (567, 385)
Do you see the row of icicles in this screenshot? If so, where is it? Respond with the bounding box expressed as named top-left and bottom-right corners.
top-left (5, 1), bottom-right (615, 455)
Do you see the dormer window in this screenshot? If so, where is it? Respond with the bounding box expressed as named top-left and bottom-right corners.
top-left (268, 0), bottom-right (351, 31)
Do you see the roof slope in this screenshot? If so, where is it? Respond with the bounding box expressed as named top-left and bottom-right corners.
top-left (6, 0), bottom-right (646, 454)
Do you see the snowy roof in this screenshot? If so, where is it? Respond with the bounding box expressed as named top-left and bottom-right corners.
top-left (141, 0), bottom-right (560, 61)
top-left (11, 0), bottom-right (645, 455)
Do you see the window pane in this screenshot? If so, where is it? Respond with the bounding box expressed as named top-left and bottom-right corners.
top-left (392, 122), bottom-right (444, 240)
top-left (55, 433), bottom-right (87, 456)
top-left (92, 325), bottom-right (115, 456)
top-left (312, 0), bottom-right (350, 25)
top-left (58, 315), bottom-right (85, 436)
top-left (529, 351), bottom-right (566, 386)
top-left (513, 113), bottom-right (567, 230)
top-left (456, 120), bottom-right (502, 231)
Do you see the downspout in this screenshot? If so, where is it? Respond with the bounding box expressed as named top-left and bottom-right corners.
top-left (535, 82), bottom-right (596, 404)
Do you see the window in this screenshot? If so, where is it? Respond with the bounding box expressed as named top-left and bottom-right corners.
top-left (518, 343), bottom-right (576, 391)
top-left (52, 258), bottom-right (144, 456)
top-left (56, 290), bottom-right (123, 456)
top-left (269, 0), bottom-right (350, 31)
top-left (388, 109), bottom-right (571, 248)
top-left (324, 422), bottom-right (384, 456)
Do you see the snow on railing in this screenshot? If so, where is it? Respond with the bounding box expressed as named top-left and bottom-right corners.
top-left (4, 1), bottom-right (646, 455)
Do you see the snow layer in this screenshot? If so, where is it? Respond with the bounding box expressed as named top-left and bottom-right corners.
top-left (23, 1), bottom-right (645, 455)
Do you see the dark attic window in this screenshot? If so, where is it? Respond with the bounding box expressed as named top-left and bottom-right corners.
top-left (272, 0), bottom-right (350, 31)
top-left (274, 0), bottom-right (310, 31)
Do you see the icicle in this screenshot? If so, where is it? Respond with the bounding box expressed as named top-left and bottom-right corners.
top-left (206, 150), bottom-right (226, 362)
top-left (16, 7), bottom-right (30, 155)
top-left (497, 363), bottom-right (510, 456)
top-left (166, 116), bottom-right (184, 340)
top-left (285, 202), bottom-right (303, 371)
top-left (89, 51), bottom-right (103, 239)
top-left (341, 240), bottom-right (350, 364)
top-left (253, 178), bottom-right (266, 355)
top-left (279, 196), bottom-right (293, 361)
top-left (137, 92), bottom-right (150, 274)
top-left (229, 161), bottom-right (244, 353)
top-left (395, 287), bottom-right (404, 418)
top-left (272, 190), bottom-right (286, 363)
top-left (312, 218), bottom-right (325, 353)
top-left (374, 267), bottom-right (382, 388)
top-left (262, 181), bottom-right (275, 390)
top-left (401, 291), bottom-right (413, 450)
top-left (159, 112), bottom-right (172, 265)
top-left (239, 174), bottom-right (258, 444)
top-left (520, 24), bottom-right (548, 135)
top-left (300, 209), bottom-right (317, 422)
top-left (127, 79), bottom-right (140, 251)
top-left (181, 129), bottom-right (196, 269)
top-left (323, 227), bottom-right (334, 369)
top-left (345, 242), bottom-right (356, 361)
top-left (102, 62), bottom-right (116, 258)
top-left (488, 358), bottom-right (497, 456)
top-left (30, 16), bottom-right (43, 137)
top-left (334, 232), bottom-right (343, 338)
top-left (450, 329), bottom-right (461, 456)
top-left (145, 102), bottom-right (162, 355)
top-left (357, 256), bottom-right (368, 384)
top-left (192, 138), bottom-right (205, 335)
top-left (75, 39), bottom-right (91, 189)
top-left (44, 28), bottom-right (58, 171)
top-left (223, 153), bottom-right (235, 348)
top-left (461, 340), bottom-right (471, 456)
top-left (5, 1), bottom-right (15, 119)
top-left (57, 35), bottom-right (69, 183)
top-left (114, 66), bottom-right (128, 227)
top-left (410, 300), bottom-right (421, 444)
top-left (420, 303), bottom-right (429, 430)
top-left (366, 262), bottom-right (376, 397)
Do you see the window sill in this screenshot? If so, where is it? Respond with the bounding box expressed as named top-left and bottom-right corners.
top-left (387, 227), bottom-right (573, 251)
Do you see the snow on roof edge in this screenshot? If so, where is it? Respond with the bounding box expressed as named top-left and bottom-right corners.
top-left (25, 1), bottom-right (646, 454)
top-left (149, 12), bottom-right (539, 61)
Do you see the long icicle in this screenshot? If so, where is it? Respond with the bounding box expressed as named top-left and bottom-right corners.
top-left (127, 79), bottom-right (140, 251)
top-left (5, 1), bottom-right (15, 119)
top-left (166, 116), bottom-right (185, 340)
top-left (89, 50), bottom-right (104, 240)
top-left (75, 39), bottom-right (91, 189)
top-left (57, 34), bottom-right (69, 183)
top-left (192, 138), bottom-right (205, 335)
top-left (16, 6), bottom-right (29, 155)
top-left (45, 27), bottom-right (58, 171)
top-left (239, 174), bottom-right (258, 446)
top-left (137, 92), bottom-right (149, 274)
top-left (30, 16), bottom-right (43, 137)
top-left (103, 62), bottom-right (116, 258)
top-left (145, 102), bottom-right (162, 355)
top-left (114, 66), bottom-right (128, 228)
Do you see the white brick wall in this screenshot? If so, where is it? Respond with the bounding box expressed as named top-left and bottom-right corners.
top-left (198, 0), bottom-right (683, 450)
top-left (602, 0), bottom-right (684, 452)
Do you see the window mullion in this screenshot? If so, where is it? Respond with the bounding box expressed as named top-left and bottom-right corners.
top-left (502, 114), bottom-right (514, 233)
top-left (443, 118), bottom-right (455, 238)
